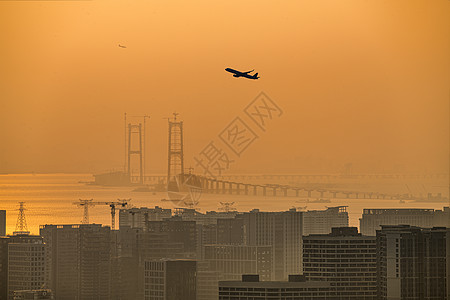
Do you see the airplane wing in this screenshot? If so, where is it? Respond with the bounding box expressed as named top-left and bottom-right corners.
top-left (243, 69), bottom-right (254, 74)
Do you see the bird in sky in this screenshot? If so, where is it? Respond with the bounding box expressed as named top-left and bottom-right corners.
top-left (118, 44), bottom-right (127, 48)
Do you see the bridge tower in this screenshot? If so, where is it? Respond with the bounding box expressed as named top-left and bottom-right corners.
top-left (167, 113), bottom-right (184, 190)
top-left (127, 123), bottom-right (144, 184)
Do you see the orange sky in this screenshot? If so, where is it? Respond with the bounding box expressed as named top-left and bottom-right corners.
top-left (0, 0), bottom-right (448, 175)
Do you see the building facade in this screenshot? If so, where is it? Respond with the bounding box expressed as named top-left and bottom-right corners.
top-left (144, 259), bottom-right (196, 300)
top-left (243, 209), bottom-right (303, 280)
top-left (303, 227), bottom-right (377, 299)
top-left (147, 218), bottom-right (197, 257)
top-left (0, 237), bottom-right (9, 299)
top-left (303, 206), bottom-right (349, 235)
top-left (7, 234), bottom-right (46, 298)
top-left (0, 211), bottom-right (5, 237)
top-left (216, 217), bottom-right (245, 245)
top-left (376, 225), bottom-right (450, 300)
top-left (39, 224), bottom-right (111, 300)
top-left (360, 208), bottom-right (449, 236)
top-left (203, 244), bottom-right (273, 281)
top-left (197, 245), bottom-right (273, 300)
top-left (219, 274), bottom-right (336, 300)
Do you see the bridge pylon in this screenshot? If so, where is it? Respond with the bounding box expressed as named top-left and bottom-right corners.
top-left (127, 123), bottom-right (144, 184)
top-left (167, 112), bottom-right (184, 190)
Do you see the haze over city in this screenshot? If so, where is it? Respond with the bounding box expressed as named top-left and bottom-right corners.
top-left (0, 0), bottom-right (449, 299)
top-left (1, 0), bottom-right (448, 175)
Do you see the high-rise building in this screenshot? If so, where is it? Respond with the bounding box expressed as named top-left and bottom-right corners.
top-left (242, 209), bottom-right (303, 280)
top-left (197, 245), bottom-right (273, 300)
top-left (173, 209), bottom-right (241, 260)
top-left (376, 225), bottom-right (450, 300)
top-left (198, 223), bottom-right (217, 245)
top-left (144, 259), bottom-right (196, 300)
top-left (303, 227), bottom-right (377, 299)
top-left (196, 223), bottom-right (218, 259)
top-left (173, 209), bottom-right (241, 259)
top-left (218, 274), bottom-right (335, 300)
top-left (7, 234), bottom-right (46, 298)
top-left (0, 237), bottom-right (10, 299)
top-left (303, 206), bottom-right (348, 235)
top-left (216, 217), bottom-right (244, 245)
top-left (147, 217), bottom-right (197, 257)
top-left (112, 220), bottom-right (198, 300)
top-left (40, 224), bottom-right (111, 300)
top-left (360, 208), bottom-right (449, 236)
top-left (0, 211), bottom-right (5, 236)
top-left (434, 207), bottom-right (450, 227)
top-left (196, 260), bottom-right (220, 300)
top-left (204, 244), bottom-right (273, 281)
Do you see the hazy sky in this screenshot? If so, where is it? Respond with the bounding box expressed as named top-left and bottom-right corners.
top-left (0, 0), bottom-right (448, 174)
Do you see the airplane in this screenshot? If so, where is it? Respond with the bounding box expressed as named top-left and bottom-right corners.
top-left (225, 68), bottom-right (259, 80)
top-left (118, 44), bottom-right (127, 48)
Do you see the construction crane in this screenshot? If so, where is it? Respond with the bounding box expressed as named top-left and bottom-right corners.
top-left (73, 199), bottom-right (131, 230)
top-left (105, 199), bottom-right (130, 230)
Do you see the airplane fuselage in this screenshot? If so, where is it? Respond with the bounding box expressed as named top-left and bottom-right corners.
top-left (225, 68), bottom-right (259, 80)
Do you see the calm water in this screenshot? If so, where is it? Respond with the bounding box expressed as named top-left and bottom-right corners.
top-left (0, 173), bottom-right (448, 234)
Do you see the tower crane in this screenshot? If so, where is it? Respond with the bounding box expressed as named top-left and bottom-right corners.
top-left (73, 198), bottom-right (131, 230)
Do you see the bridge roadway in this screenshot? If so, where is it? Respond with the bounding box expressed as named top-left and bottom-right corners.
top-left (132, 173), bottom-right (448, 183)
top-left (130, 173), bottom-right (449, 201)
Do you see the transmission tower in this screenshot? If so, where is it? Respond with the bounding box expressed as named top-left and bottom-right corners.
top-left (219, 202), bottom-right (237, 213)
top-left (14, 202), bottom-right (30, 235)
top-left (73, 199), bottom-right (95, 224)
top-left (167, 112), bottom-right (184, 190)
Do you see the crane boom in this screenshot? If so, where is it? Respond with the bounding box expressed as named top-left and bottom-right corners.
top-left (73, 198), bottom-right (130, 229)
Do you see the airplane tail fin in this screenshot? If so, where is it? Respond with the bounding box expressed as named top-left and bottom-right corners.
top-left (254, 73), bottom-right (259, 79)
